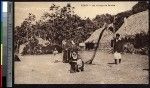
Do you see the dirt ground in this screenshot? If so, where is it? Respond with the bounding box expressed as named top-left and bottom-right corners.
top-left (15, 50), bottom-right (149, 84)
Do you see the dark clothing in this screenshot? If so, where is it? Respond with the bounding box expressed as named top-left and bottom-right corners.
top-left (14, 54), bottom-right (21, 61)
top-left (63, 49), bottom-right (70, 63)
top-left (69, 49), bottom-right (78, 73)
top-left (69, 54), bottom-right (77, 73)
top-left (69, 61), bottom-right (77, 73)
top-left (62, 41), bottom-right (71, 63)
top-left (63, 50), bottom-right (68, 63)
top-left (112, 38), bottom-right (123, 53)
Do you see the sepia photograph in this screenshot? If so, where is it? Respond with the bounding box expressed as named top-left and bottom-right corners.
top-left (14, 1), bottom-right (149, 84)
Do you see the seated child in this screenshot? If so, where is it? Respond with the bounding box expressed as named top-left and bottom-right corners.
top-left (76, 57), bottom-right (84, 72)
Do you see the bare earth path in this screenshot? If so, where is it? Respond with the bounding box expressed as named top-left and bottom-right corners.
top-left (15, 51), bottom-right (149, 84)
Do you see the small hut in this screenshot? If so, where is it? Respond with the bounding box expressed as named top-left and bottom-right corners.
top-left (84, 24), bottom-right (114, 50)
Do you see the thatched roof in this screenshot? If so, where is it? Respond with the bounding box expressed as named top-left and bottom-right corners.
top-left (84, 28), bottom-right (103, 43)
top-left (84, 24), bottom-right (114, 43)
top-left (116, 10), bottom-right (149, 36)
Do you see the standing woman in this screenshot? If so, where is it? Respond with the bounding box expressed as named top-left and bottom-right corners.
top-left (62, 39), bottom-right (67, 63)
top-left (62, 39), bottom-right (70, 63)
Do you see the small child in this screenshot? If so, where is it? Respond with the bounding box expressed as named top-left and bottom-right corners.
top-left (53, 48), bottom-right (58, 56)
top-left (76, 57), bottom-right (84, 72)
top-left (53, 48), bottom-right (59, 63)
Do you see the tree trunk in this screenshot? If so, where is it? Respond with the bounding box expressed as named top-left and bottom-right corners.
top-left (85, 23), bottom-right (107, 64)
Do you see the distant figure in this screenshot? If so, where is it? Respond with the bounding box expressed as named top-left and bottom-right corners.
top-left (53, 48), bottom-right (58, 56)
top-left (53, 48), bottom-right (59, 63)
top-left (112, 33), bottom-right (123, 64)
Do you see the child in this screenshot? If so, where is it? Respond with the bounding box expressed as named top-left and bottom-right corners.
top-left (76, 57), bottom-right (84, 72)
top-left (53, 48), bottom-right (58, 56)
top-left (53, 48), bottom-right (59, 63)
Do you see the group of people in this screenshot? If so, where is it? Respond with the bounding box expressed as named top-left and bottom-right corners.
top-left (53, 33), bottom-right (123, 73)
top-left (61, 39), bottom-right (84, 73)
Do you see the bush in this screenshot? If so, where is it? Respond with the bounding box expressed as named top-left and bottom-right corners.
top-left (121, 32), bottom-right (149, 55)
top-left (22, 44), bottom-right (62, 55)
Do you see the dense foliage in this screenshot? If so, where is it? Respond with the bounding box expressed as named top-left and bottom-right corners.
top-left (121, 32), bottom-right (149, 55)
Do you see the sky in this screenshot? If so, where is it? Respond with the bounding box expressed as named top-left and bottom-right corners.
top-left (15, 1), bottom-right (138, 26)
